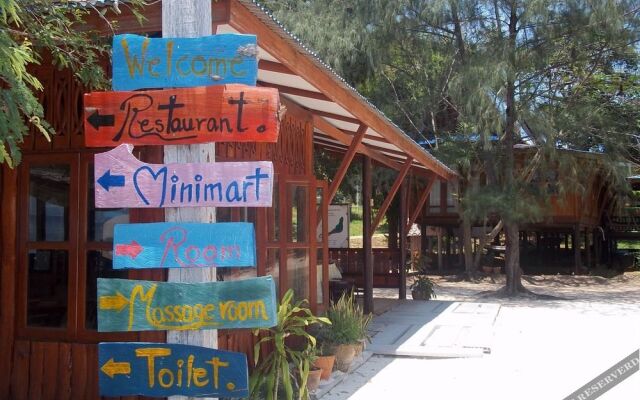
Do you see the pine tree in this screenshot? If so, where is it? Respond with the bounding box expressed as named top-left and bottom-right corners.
top-left (266, 0), bottom-right (640, 295)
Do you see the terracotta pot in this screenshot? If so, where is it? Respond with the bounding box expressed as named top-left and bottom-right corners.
top-left (306, 368), bottom-right (323, 392)
top-left (313, 355), bottom-right (335, 380)
top-left (411, 289), bottom-right (430, 300)
top-left (354, 340), bottom-right (365, 357)
top-left (333, 343), bottom-right (357, 372)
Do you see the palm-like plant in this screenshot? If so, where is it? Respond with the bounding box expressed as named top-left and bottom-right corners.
top-left (249, 289), bottom-right (331, 400)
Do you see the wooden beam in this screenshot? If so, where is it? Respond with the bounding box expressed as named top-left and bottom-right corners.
top-left (328, 125), bottom-right (367, 203)
top-left (0, 166), bottom-right (17, 395)
top-left (405, 178), bottom-right (436, 236)
top-left (258, 59), bottom-right (295, 75)
top-left (313, 115), bottom-right (399, 170)
top-left (258, 81), bottom-right (330, 102)
top-left (370, 157), bottom-right (413, 237)
top-left (308, 108), bottom-right (361, 125)
top-left (363, 156), bottom-right (374, 314)
top-left (229, 1), bottom-right (455, 180)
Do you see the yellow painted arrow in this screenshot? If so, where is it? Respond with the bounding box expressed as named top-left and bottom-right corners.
top-left (99, 291), bottom-right (129, 312)
top-left (100, 358), bottom-right (131, 378)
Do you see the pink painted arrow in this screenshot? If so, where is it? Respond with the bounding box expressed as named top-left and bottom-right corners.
top-left (115, 240), bottom-right (142, 259)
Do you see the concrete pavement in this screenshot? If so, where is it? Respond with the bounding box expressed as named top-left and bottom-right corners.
top-left (320, 294), bottom-right (640, 399)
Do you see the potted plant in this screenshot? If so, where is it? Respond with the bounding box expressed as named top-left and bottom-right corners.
top-left (312, 341), bottom-right (335, 380)
top-left (323, 292), bottom-right (371, 372)
top-left (303, 347), bottom-right (323, 392)
top-left (249, 289), bottom-right (330, 400)
top-left (410, 275), bottom-right (436, 300)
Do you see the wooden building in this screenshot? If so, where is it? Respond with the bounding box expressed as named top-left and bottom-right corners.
top-left (417, 145), bottom-right (619, 273)
top-left (0, 1), bottom-right (456, 398)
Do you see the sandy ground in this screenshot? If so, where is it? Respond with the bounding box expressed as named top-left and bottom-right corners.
top-left (322, 272), bottom-right (640, 400)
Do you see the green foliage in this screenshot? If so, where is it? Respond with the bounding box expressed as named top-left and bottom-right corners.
top-left (322, 292), bottom-right (371, 345)
top-left (250, 289), bottom-right (330, 400)
top-left (410, 275), bottom-right (437, 300)
top-left (265, 0), bottom-right (640, 289)
top-left (0, 0), bottom-right (144, 167)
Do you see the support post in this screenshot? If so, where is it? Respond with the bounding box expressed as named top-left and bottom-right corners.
top-left (437, 228), bottom-right (443, 272)
top-left (585, 229), bottom-right (591, 269)
top-left (594, 228), bottom-right (601, 267)
top-left (574, 225), bottom-right (582, 274)
top-left (420, 217), bottom-right (428, 257)
top-left (162, 2), bottom-right (217, 392)
top-left (362, 156), bottom-right (374, 314)
top-left (0, 166), bottom-right (17, 395)
top-left (399, 181), bottom-right (407, 299)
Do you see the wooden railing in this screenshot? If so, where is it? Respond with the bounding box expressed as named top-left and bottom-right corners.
top-left (328, 248), bottom-right (402, 288)
top-left (609, 215), bottom-right (640, 232)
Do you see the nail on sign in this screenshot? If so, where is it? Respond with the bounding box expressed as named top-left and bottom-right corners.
top-left (112, 33), bottom-right (258, 90)
top-left (84, 85), bottom-right (280, 147)
top-left (114, 222), bottom-right (256, 269)
top-left (94, 144), bottom-right (273, 208)
top-left (99, 342), bottom-right (249, 398)
top-left (98, 276), bottom-right (277, 332)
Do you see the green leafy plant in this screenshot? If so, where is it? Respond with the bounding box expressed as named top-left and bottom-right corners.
top-left (250, 289), bottom-right (330, 400)
top-left (0, 0), bottom-right (146, 167)
top-left (410, 275), bottom-right (437, 300)
top-left (323, 292), bottom-right (371, 345)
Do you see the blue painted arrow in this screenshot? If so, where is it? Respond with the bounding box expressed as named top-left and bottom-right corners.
top-left (97, 170), bottom-right (125, 191)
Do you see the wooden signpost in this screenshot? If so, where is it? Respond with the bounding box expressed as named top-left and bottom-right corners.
top-left (84, 85), bottom-right (280, 147)
top-left (112, 34), bottom-right (258, 90)
top-left (94, 144), bottom-right (273, 208)
top-left (92, 23), bottom-right (281, 398)
top-left (99, 342), bottom-right (249, 398)
top-left (114, 222), bottom-right (256, 269)
top-left (97, 276), bottom-right (277, 332)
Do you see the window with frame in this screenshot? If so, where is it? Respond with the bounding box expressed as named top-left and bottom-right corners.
top-left (18, 152), bottom-right (137, 342)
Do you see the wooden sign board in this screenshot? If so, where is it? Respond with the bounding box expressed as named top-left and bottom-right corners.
top-left (94, 144), bottom-right (273, 208)
top-left (97, 276), bottom-right (277, 332)
top-left (114, 222), bottom-right (256, 269)
top-left (112, 34), bottom-right (258, 90)
top-left (99, 342), bottom-right (248, 398)
top-left (84, 85), bottom-right (280, 147)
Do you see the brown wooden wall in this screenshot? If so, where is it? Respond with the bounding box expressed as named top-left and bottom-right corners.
top-left (2, 61), bottom-right (167, 399)
top-left (216, 97), bottom-right (317, 366)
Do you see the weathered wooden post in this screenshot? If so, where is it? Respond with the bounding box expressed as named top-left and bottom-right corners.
top-left (162, 2), bottom-right (216, 398)
top-left (437, 227), bottom-right (443, 272)
top-left (363, 155), bottom-right (373, 314)
top-left (399, 181), bottom-right (407, 299)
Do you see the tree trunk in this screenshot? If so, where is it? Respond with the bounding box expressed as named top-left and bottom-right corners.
top-left (463, 213), bottom-right (474, 278)
top-left (473, 220), bottom-right (503, 269)
top-left (504, 220), bottom-right (523, 294)
top-left (502, 3), bottom-right (524, 295)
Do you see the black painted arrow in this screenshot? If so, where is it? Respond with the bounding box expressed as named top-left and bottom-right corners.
top-left (87, 110), bottom-right (115, 130)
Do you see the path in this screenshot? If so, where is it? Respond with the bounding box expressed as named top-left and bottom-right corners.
top-left (320, 272), bottom-right (640, 400)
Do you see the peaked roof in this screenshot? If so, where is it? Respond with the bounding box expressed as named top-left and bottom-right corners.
top-left (226, 0), bottom-right (455, 179)
top-left (86, 0), bottom-right (456, 180)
